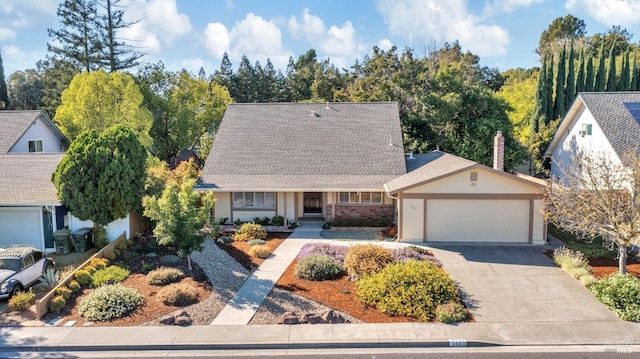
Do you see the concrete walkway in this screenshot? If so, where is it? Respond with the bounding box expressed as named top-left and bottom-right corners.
top-left (210, 221), bottom-right (323, 325)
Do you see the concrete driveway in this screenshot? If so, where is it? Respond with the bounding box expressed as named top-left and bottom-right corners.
top-left (428, 244), bottom-right (619, 323)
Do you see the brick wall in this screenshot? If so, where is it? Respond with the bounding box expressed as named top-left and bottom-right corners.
top-left (328, 205), bottom-right (394, 221)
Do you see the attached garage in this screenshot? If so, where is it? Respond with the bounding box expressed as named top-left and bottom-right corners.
top-left (0, 207), bottom-right (45, 249)
top-left (385, 151), bottom-right (547, 244)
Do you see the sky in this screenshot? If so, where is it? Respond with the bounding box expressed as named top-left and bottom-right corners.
top-left (2, 0), bottom-right (640, 77)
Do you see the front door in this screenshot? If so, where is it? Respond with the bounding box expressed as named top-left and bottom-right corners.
top-left (303, 192), bottom-right (323, 215)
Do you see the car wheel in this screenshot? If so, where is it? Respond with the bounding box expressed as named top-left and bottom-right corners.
top-left (10, 285), bottom-right (23, 298)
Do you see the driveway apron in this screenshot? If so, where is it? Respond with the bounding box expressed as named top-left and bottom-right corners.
top-left (428, 244), bottom-right (619, 323)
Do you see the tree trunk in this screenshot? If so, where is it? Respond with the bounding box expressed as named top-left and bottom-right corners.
top-left (187, 254), bottom-right (192, 271)
top-left (618, 245), bottom-right (627, 274)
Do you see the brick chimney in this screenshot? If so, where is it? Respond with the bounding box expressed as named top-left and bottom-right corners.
top-left (493, 131), bottom-right (504, 171)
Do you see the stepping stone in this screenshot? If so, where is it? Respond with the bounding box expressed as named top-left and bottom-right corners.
top-left (63, 320), bottom-right (76, 327)
top-left (46, 317), bottom-right (63, 326)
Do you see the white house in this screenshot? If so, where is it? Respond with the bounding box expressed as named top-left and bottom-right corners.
top-left (544, 92), bottom-right (640, 180)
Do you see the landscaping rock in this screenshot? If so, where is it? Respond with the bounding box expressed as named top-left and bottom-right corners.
top-left (158, 310), bottom-right (192, 326)
top-left (145, 252), bottom-right (157, 258)
top-left (304, 309), bottom-right (350, 324)
top-left (175, 314), bottom-right (192, 326)
top-left (277, 311), bottom-right (299, 324)
top-left (160, 255), bottom-right (180, 264)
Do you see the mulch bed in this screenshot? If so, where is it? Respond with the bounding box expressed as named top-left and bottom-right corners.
top-left (215, 233), bottom-right (288, 270)
top-left (589, 258), bottom-right (640, 278)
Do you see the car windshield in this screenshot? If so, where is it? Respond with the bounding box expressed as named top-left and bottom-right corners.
top-left (0, 258), bottom-right (21, 271)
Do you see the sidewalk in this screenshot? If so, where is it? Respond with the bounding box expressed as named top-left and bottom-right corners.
top-left (210, 221), bottom-right (323, 325)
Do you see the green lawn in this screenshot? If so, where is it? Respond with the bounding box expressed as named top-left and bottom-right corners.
top-left (548, 224), bottom-right (616, 259)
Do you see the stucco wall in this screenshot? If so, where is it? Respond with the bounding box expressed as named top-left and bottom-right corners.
top-left (404, 167), bottom-right (542, 194)
top-left (10, 116), bottom-right (64, 153)
top-left (68, 214), bottom-right (130, 241)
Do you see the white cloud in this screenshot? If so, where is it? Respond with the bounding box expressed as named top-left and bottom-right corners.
top-left (566, 0), bottom-right (640, 27)
top-left (375, 0), bottom-right (510, 57)
top-left (203, 13), bottom-right (292, 68)
top-left (122, 0), bottom-right (192, 54)
top-left (3, 45), bottom-right (26, 58)
top-left (377, 38), bottom-right (394, 51)
top-left (0, 28), bottom-right (16, 41)
top-left (0, 0), bottom-right (57, 29)
top-left (288, 9), bottom-right (366, 57)
top-left (484, 0), bottom-right (544, 14)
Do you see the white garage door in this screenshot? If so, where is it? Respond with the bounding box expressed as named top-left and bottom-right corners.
top-left (426, 199), bottom-right (529, 243)
top-left (0, 207), bottom-right (43, 249)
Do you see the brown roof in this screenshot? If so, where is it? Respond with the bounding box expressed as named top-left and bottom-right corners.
top-left (0, 111), bottom-right (42, 153)
top-left (198, 102), bottom-right (406, 191)
top-left (0, 154), bottom-right (63, 204)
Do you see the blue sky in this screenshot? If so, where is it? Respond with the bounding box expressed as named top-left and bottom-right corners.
top-left (2, 0), bottom-right (640, 76)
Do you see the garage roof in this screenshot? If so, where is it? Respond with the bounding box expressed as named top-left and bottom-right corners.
top-left (0, 154), bottom-right (63, 205)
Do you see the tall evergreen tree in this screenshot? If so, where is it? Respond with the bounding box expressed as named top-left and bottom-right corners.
top-left (585, 51), bottom-right (595, 92)
top-left (620, 50), bottom-right (631, 91)
top-left (605, 42), bottom-right (617, 92)
top-left (213, 53), bottom-right (234, 95)
top-left (47, 0), bottom-right (102, 72)
top-left (594, 42), bottom-right (606, 91)
top-left (545, 54), bottom-right (555, 122)
top-left (565, 42), bottom-right (576, 107)
top-left (0, 50), bottom-right (8, 109)
top-left (553, 44), bottom-right (566, 119)
top-left (97, 0), bottom-right (143, 72)
top-left (575, 47), bottom-right (585, 94)
top-left (632, 50), bottom-right (639, 91)
top-left (533, 56), bottom-right (549, 128)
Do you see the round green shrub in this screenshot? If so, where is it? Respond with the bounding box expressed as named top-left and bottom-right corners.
top-left (344, 244), bottom-right (394, 279)
top-left (74, 269), bottom-right (93, 287)
top-left (146, 267), bottom-right (185, 286)
top-left (294, 254), bottom-right (343, 281)
top-left (356, 260), bottom-right (461, 321)
top-left (91, 265), bottom-right (130, 287)
top-left (248, 244), bottom-right (271, 259)
top-left (157, 283), bottom-right (199, 306)
top-left (67, 280), bottom-right (81, 292)
top-left (86, 257), bottom-right (109, 270)
top-left (233, 222), bottom-right (267, 242)
top-left (55, 286), bottom-right (72, 300)
top-left (48, 294), bottom-right (66, 313)
top-left (590, 273), bottom-right (640, 321)
top-left (435, 302), bottom-right (467, 323)
top-left (8, 290), bottom-right (35, 312)
top-left (78, 284), bottom-right (143, 321)
top-left (247, 239), bottom-right (266, 246)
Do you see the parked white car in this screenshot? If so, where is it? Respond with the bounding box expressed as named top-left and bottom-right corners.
top-left (0, 246), bottom-right (55, 299)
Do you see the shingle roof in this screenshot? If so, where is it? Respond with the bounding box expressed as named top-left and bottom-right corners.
top-left (199, 102), bottom-right (406, 191)
top-left (384, 151), bottom-right (476, 194)
top-left (0, 111), bottom-right (43, 153)
top-left (0, 154), bottom-right (63, 204)
top-left (546, 92), bottom-right (640, 159)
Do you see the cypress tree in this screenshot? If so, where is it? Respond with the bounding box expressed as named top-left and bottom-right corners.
top-left (594, 42), bottom-right (606, 91)
top-left (553, 44), bottom-right (566, 119)
top-left (632, 50), bottom-right (638, 91)
top-left (545, 54), bottom-right (555, 122)
top-left (585, 51), bottom-right (595, 92)
top-left (533, 56), bottom-right (548, 132)
top-left (0, 50), bottom-right (8, 108)
top-left (605, 42), bottom-right (617, 92)
top-left (620, 50), bottom-right (630, 91)
top-left (566, 41), bottom-right (576, 107)
top-left (575, 47), bottom-right (585, 94)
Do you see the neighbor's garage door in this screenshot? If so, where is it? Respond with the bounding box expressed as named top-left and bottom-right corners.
top-left (426, 199), bottom-right (529, 243)
top-left (0, 207), bottom-right (42, 248)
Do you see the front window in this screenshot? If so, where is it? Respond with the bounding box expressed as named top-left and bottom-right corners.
top-left (28, 140), bottom-right (43, 152)
top-left (233, 192), bottom-right (275, 209)
top-left (338, 192), bottom-right (383, 204)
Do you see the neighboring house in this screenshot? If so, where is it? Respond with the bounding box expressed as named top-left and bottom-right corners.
top-left (0, 111), bottom-right (139, 251)
top-left (199, 102), bottom-right (547, 244)
top-left (544, 92), bottom-right (640, 180)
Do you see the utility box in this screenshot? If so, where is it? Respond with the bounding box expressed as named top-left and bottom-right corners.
top-left (71, 227), bottom-right (94, 253)
top-left (53, 228), bottom-right (72, 255)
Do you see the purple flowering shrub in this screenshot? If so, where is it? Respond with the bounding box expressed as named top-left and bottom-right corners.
top-left (296, 243), bottom-right (349, 266)
top-left (393, 246), bottom-right (442, 267)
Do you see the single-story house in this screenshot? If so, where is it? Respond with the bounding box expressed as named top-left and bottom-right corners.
top-left (198, 102), bottom-right (547, 244)
top-left (544, 92), bottom-right (640, 179)
top-left (0, 110), bottom-right (140, 251)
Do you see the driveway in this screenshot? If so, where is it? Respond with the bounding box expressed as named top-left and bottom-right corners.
top-left (428, 244), bottom-right (619, 323)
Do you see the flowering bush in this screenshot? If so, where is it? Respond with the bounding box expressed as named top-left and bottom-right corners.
top-left (297, 243), bottom-right (349, 266)
top-left (393, 246), bottom-right (442, 267)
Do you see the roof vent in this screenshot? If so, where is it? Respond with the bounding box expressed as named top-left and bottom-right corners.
top-left (325, 102), bottom-right (331, 110)
top-left (310, 111), bottom-right (320, 117)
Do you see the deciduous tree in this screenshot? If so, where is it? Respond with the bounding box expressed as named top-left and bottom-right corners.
top-left (7, 69), bottom-right (44, 110)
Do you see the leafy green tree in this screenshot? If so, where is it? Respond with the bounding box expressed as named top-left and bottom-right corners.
top-left (6, 69), bottom-right (44, 110)
top-left (55, 69), bottom-right (153, 146)
top-left (47, 0), bottom-right (102, 72)
top-left (497, 68), bottom-right (537, 145)
top-left (590, 25), bottom-right (633, 57)
top-left (143, 161), bottom-right (216, 270)
top-left (52, 125), bottom-right (148, 226)
top-left (36, 57), bottom-right (81, 118)
top-left (0, 50), bottom-right (9, 109)
top-left (537, 15), bottom-right (587, 56)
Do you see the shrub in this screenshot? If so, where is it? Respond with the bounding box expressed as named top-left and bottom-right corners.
top-left (48, 295), bottom-right (66, 313)
top-left (590, 274), bottom-right (640, 321)
top-left (91, 265), bottom-right (130, 287)
top-left (87, 257), bottom-right (109, 270)
top-left (157, 283), bottom-right (199, 306)
top-left (55, 286), bottom-right (72, 300)
top-left (295, 254), bottom-right (343, 281)
top-left (248, 244), bottom-right (271, 259)
top-left (217, 236), bottom-right (234, 244)
top-left (78, 284), bottom-right (143, 321)
top-left (553, 247), bottom-right (597, 285)
top-left (357, 260), bottom-right (461, 321)
top-left (74, 269), bottom-right (93, 287)
top-left (233, 222), bottom-right (267, 242)
top-left (297, 243), bottom-right (349, 267)
top-left (233, 218), bottom-right (245, 226)
top-left (147, 267), bottom-right (185, 286)
top-left (218, 216), bottom-right (229, 225)
top-left (247, 239), bottom-right (266, 246)
top-left (35, 268), bottom-right (59, 292)
top-left (103, 250), bottom-right (116, 261)
top-left (393, 246), bottom-right (442, 266)
top-left (83, 265), bottom-right (97, 275)
top-left (67, 280), bottom-right (81, 292)
top-left (8, 290), bottom-right (35, 311)
top-left (435, 302), bottom-right (467, 323)
top-left (271, 215), bottom-right (285, 226)
top-left (253, 216), bottom-right (270, 225)
top-left (344, 244), bottom-right (394, 279)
